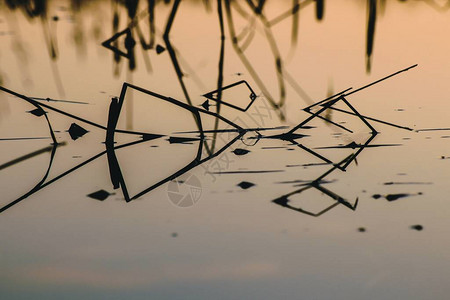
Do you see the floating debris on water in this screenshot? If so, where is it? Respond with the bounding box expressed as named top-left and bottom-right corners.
top-left (87, 190), bottom-right (113, 201)
top-left (68, 123), bottom-right (88, 141)
top-left (167, 136), bottom-right (200, 144)
top-left (386, 193), bottom-right (411, 201)
top-left (232, 148), bottom-right (251, 156)
top-left (237, 181), bottom-right (256, 190)
top-left (156, 44), bottom-right (166, 54)
top-left (410, 225), bottom-right (424, 231)
top-left (28, 108), bottom-right (46, 117)
top-left (372, 192), bottom-right (423, 202)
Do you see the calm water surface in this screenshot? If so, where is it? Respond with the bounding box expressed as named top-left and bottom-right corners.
top-left (1, 0), bottom-right (450, 299)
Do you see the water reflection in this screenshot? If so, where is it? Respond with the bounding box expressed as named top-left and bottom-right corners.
top-left (4, 0), bottom-right (448, 118)
top-left (0, 64), bottom-right (418, 214)
top-left (3, 2), bottom-right (450, 299)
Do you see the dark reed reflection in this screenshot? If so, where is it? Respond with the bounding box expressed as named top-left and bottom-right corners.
top-left (2, 0), bottom-right (449, 149)
top-left (5, 0), bottom-right (444, 103)
top-left (0, 64), bottom-right (418, 214)
top-left (0, 0), bottom-right (448, 216)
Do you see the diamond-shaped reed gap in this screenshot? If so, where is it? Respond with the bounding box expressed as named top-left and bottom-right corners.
top-left (272, 187), bottom-right (342, 218)
top-left (202, 80), bottom-right (257, 112)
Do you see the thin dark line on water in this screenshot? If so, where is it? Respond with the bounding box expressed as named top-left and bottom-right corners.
top-left (174, 125), bottom-right (288, 134)
top-left (315, 143), bottom-right (402, 150)
top-left (286, 162), bottom-right (331, 167)
top-left (0, 137), bottom-right (50, 141)
top-left (383, 182), bottom-right (432, 185)
top-left (345, 64), bottom-right (417, 97)
top-left (261, 146), bottom-right (287, 149)
top-left (209, 170), bottom-right (284, 174)
top-left (30, 97), bottom-right (90, 105)
top-left (416, 128), bottom-right (450, 132)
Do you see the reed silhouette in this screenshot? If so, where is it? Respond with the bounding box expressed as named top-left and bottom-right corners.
top-left (0, 64), bottom-right (419, 214)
